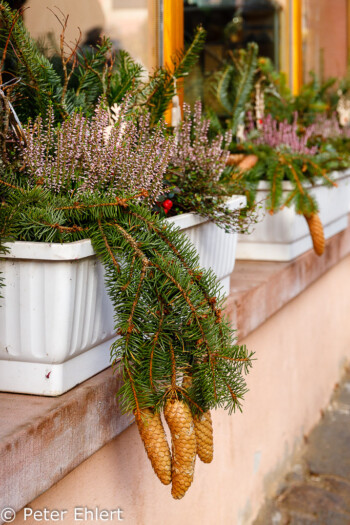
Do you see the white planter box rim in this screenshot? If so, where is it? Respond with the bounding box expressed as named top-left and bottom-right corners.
top-left (236, 170), bottom-right (350, 261)
top-left (167, 195), bottom-right (246, 229)
top-left (256, 169), bottom-right (350, 194)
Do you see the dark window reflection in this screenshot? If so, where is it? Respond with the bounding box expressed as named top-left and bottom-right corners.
top-left (184, 0), bottom-right (280, 103)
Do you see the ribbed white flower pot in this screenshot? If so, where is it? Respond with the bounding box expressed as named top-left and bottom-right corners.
top-left (236, 171), bottom-right (350, 261)
top-left (168, 195), bottom-right (246, 295)
top-left (0, 241), bottom-right (116, 396)
top-left (0, 195), bottom-right (246, 396)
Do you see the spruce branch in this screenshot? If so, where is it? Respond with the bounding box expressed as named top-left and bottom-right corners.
top-left (1, 149), bottom-right (253, 419)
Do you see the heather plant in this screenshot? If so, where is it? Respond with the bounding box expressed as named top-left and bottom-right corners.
top-left (22, 103), bottom-right (173, 203)
top-left (161, 101), bottom-right (253, 232)
top-left (172, 101), bottom-right (232, 178)
top-left (313, 114), bottom-right (347, 139)
top-left (227, 110), bottom-right (348, 255)
top-left (303, 113), bottom-right (350, 165)
top-left (247, 113), bottom-right (318, 156)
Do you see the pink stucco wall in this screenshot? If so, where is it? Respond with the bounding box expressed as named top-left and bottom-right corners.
top-left (302, 0), bottom-right (348, 81)
top-left (13, 255), bottom-right (350, 525)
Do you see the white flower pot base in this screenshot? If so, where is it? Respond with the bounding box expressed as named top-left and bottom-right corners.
top-left (0, 241), bottom-right (117, 396)
top-left (0, 338), bottom-right (114, 396)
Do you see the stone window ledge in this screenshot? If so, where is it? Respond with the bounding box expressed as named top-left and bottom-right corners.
top-left (1, 218), bottom-right (350, 514)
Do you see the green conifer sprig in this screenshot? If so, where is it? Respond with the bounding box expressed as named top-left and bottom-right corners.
top-left (139, 25), bottom-right (206, 126)
top-left (0, 178), bottom-right (253, 417)
top-left (230, 144), bottom-right (339, 216)
top-left (209, 43), bottom-right (258, 134)
top-left (0, 2), bottom-right (64, 119)
top-left (0, 2), bottom-right (206, 124)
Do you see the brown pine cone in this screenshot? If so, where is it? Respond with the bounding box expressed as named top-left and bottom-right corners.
top-left (135, 408), bottom-right (172, 485)
top-left (237, 154), bottom-right (259, 173)
top-left (164, 399), bottom-right (197, 499)
top-left (304, 213), bottom-right (325, 256)
top-left (194, 411), bottom-right (213, 463)
top-left (181, 375), bottom-right (214, 464)
top-left (226, 153), bottom-right (245, 166)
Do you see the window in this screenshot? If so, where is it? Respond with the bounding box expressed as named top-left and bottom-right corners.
top-left (184, 0), bottom-right (281, 102)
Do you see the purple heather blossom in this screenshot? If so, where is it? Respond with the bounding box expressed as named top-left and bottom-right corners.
top-left (312, 112), bottom-right (350, 139)
top-left (249, 112), bottom-right (318, 155)
top-left (22, 103), bottom-right (174, 203)
top-left (171, 101), bottom-right (232, 181)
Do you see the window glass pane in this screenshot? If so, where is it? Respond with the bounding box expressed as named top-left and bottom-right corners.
top-left (184, 0), bottom-right (281, 103)
top-left (21, 0), bottom-right (158, 71)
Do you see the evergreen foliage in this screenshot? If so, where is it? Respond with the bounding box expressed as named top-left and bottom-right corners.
top-left (144, 27), bottom-right (207, 126)
top-left (0, 1), bottom-right (206, 124)
top-left (0, 1), bottom-right (253, 417)
top-left (205, 43), bottom-right (349, 220)
top-left (228, 143), bottom-right (341, 215)
top-left (205, 43), bottom-right (342, 138)
top-left (255, 59), bottom-right (340, 126)
top-left (207, 43), bottom-right (258, 135)
top-left (261, 68), bottom-right (338, 126)
top-left (290, 74), bottom-right (336, 125)
top-left (0, 2), bottom-right (63, 119)
top-left (0, 175), bottom-right (253, 415)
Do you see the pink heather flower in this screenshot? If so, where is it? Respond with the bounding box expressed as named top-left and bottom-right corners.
top-left (22, 103), bottom-right (175, 203)
top-left (312, 112), bottom-right (350, 139)
top-left (249, 112), bottom-right (318, 155)
top-left (171, 101), bottom-right (232, 181)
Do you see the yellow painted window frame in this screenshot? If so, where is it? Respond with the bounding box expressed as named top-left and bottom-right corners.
top-left (280, 0), bottom-right (302, 94)
top-left (162, 0), bottom-right (184, 122)
top-left (163, 0), bottom-right (184, 70)
top-left (348, 0), bottom-right (350, 59)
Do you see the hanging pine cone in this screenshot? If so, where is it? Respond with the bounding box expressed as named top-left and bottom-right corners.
top-left (304, 213), bottom-right (325, 256)
top-left (182, 375), bottom-right (214, 463)
top-left (194, 411), bottom-right (213, 464)
top-left (164, 399), bottom-right (197, 499)
top-left (135, 408), bottom-right (172, 485)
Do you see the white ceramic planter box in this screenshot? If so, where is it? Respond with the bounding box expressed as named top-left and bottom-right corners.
top-left (168, 195), bottom-right (246, 295)
top-left (0, 195), bottom-right (246, 396)
top-left (0, 241), bottom-right (116, 396)
top-left (236, 171), bottom-right (350, 261)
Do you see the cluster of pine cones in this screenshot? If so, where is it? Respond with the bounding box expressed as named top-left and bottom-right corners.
top-left (135, 398), bottom-right (213, 499)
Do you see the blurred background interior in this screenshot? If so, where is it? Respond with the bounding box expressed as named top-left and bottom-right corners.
top-left (14, 0), bottom-right (350, 103)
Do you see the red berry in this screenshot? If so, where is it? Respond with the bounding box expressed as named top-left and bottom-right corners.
top-left (163, 199), bottom-right (173, 211)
